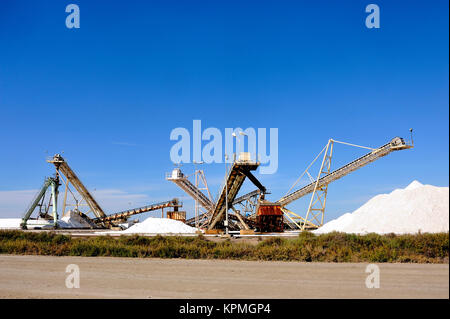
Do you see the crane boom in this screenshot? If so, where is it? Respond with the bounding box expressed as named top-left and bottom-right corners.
top-left (47, 154), bottom-right (107, 219)
top-left (277, 137), bottom-right (412, 207)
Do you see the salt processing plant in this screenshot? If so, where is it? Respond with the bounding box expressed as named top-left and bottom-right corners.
top-left (3, 133), bottom-right (443, 237)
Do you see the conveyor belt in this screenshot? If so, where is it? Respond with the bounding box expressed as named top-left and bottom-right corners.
top-left (48, 154), bottom-right (106, 218)
top-left (185, 189), bottom-right (261, 227)
top-left (166, 169), bottom-right (213, 210)
top-left (233, 189), bottom-right (261, 205)
top-left (207, 160), bottom-right (259, 229)
top-left (93, 199), bottom-right (180, 224)
top-left (277, 137), bottom-right (412, 207)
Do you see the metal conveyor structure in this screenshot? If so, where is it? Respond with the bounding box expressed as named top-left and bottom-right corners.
top-left (207, 158), bottom-right (263, 230)
top-left (166, 168), bottom-right (213, 211)
top-left (47, 154), bottom-right (107, 219)
top-left (39, 154), bottom-right (184, 228)
top-left (277, 136), bottom-right (413, 230)
top-left (21, 176), bottom-right (60, 229)
top-left (92, 199), bottom-right (181, 225)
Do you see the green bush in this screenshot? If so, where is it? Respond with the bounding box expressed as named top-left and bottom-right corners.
top-left (0, 230), bottom-right (448, 263)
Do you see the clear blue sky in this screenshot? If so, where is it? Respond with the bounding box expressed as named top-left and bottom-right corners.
top-left (0, 0), bottom-right (448, 222)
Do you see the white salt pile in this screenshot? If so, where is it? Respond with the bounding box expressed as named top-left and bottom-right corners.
top-left (314, 180), bottom-right (449, 235)
top-left (0, 218), bottom-right (54, 229)
top-left (0, 210), bottom-right (92, 229)
top-left (57, 210), bottom-right (92, 229)
top-left (114, 217), bottom-right (198, 234)
top-left (0, 218), bottom-right (22, 229)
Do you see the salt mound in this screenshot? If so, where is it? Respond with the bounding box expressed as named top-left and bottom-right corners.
top-left (120, 217), bottom-right (198, 234)
top-left (405, 180), bottom-right (423, 190)
top-left (314, 181), bottom-right (449, 235)
top-left (57, 210), bottom-right (92, 229)
top-left (0, 218), bottom-right (22, 229)
top-left (0, 210), bottom-right (92, 230)
top-left (0, 218), bottom-right (54, 229)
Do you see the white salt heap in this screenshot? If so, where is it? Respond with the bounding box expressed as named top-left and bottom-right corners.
top-left (0, 215), bottom-right (198, 233)
top-left (0, 218), bottom-right (22, 229)
top-left (117, 217), bottom-right (198, 234)
top-left (0, 218), bottom-right (54, 229)
top-left (57, 210), bottom-right (92, 229)
top-left (0, 211), bottom-right (92, 229)
top-left (314, 180), bottom-right (449, 235)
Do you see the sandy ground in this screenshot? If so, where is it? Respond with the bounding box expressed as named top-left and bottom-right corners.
top-left (0, 255), bottom-right (448, 299)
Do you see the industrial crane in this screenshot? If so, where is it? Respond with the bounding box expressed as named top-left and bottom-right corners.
top-left (277, 136), bottom-right (414, 230)
top-left (182, 135), bottom-right (412, 232)
top-left (166, 167), bottom-right (214, 228)
top-left (166, 168), bottom-right (213, 211)
top-left (167, 154), bottom-right (266, 231)
top-left (47, 154), bottom-right (107, 220)
top-left (21, 176), bottom-right (60, 229)
top-left (207, 156), bottom-right (265, 230)
top-left (22, 154), bottom-right (184, 229)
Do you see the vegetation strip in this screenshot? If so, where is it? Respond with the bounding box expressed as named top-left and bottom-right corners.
top-left (0, 230), bottom-right (448, 263)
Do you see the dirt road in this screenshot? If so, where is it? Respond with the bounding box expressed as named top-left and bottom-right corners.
top-left (0, 255), bottom-right (448, 298)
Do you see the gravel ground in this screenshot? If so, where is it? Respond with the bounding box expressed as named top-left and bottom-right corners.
top-left (0, 255), bottom-right (448, 299)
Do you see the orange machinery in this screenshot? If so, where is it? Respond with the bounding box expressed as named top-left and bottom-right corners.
top-left (255, 201), bottom-right (284, 233)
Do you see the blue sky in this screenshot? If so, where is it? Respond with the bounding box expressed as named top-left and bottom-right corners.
top-left (0, 0), bottom-right (448, 222)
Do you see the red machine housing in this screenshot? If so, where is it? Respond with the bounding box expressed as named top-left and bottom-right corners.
top-left (255, 202), bottom-right (284, 232)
